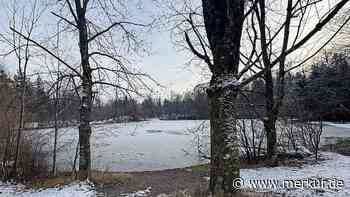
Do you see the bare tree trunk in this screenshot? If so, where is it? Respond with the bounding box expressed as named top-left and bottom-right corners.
top-left (264, 69), bottom-right (277, 159)
top-left (52, 78), bottom-right (59, 176)
top-left (78, 81), bottom-right (92, 180)
top-left (72, 141), bottom-right (79, 179)
top-left (2, 123), bottom-right (12, 180)
top-left (75, 0), bottom-right (92, 180)
top-left (208, 85), bottom-right (240, 194)
top-left (264, 114), bottom-right (277, 160)
top-left (52, 22), bottom-right (61, 177)
top-left (11, 79), bottom-right (26, 178)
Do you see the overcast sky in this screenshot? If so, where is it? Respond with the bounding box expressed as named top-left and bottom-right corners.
top-left (0, 0), bottom-right (209, 98)
top-left (130, 28), bottom-right (209, 96)
top-left (0, 0), bottom-right (347, 98)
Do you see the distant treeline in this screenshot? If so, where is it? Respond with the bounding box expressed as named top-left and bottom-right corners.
top-left (0, 71), bottom-right (79, 127)
top-left (92, 90), bottom-right (209, 121)
top-left (1, 51), bottom-right (350, 124)
top-left (240, 51), bottom-right (350, 121)
top-left (93, 50), bottom-right (350, 122)
top-left (0, 70), bottom-right (209, 124)
top-left (285, 51), bottom-right (350, 121)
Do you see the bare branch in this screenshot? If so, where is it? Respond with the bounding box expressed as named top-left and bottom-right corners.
top-left (88, 21), bottom-right (149, 43)
top-left (51, 12), bottom-right (78, 28)
top-left (10, 27), bottom-right (82, 78)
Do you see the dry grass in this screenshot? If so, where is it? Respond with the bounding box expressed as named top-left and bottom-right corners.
top-left (29, 174), bottom-right (74, 189)
top-left (188, 164), bottom-right (209, 174)
top-left (90, 170), bottom-right (132, 185)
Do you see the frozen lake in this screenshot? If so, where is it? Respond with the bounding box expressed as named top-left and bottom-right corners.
top-left (35, 120), bottom-right (350, 172)
top-left (40, 119), bottom-right (208, 172)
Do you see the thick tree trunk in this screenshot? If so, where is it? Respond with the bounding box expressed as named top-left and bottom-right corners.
top-left (208, 75), bottom-right (240, 195)
top-left (78, 81), bottom-right (92, 180)
top-left (191, 0), bottom-right (244, 195)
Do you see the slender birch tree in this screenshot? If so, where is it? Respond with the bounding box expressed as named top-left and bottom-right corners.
top-left (10, 0), bottom-right (156, 179)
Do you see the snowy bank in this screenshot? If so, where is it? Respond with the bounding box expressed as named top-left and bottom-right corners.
top-left (241, 152), bottom-right (350, 196)
top-left (324, 122), bottom-right (350, 129)
top-left (0, 181), bottom-right (97, 197)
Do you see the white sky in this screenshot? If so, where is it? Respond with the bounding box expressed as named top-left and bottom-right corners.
top-left (0, 0), bottom-right (209, 98)
top-left (0, 0), bottom-right (348, 99)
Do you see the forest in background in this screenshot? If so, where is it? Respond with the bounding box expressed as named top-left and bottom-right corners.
top-left (2, 50), bottom-right (350, 128)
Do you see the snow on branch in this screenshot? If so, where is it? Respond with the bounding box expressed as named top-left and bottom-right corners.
top-left (208, 74), bottom-right (241, 95)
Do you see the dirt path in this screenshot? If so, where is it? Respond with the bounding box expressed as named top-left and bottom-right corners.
top-left (95, 167), bottom-right (209, 196)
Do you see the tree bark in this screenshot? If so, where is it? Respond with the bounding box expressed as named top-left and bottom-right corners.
top-left (264, 114), bottom-right (277, 159)
top-left (52, 77), bottom-right (59, 176)
top-left (75, 0), bottom-right (92, 180)
top-left (11, 77), bottom-right (26, 178)
top-left (264, 67), bottom-right (277, 159)
top-left (200, 0), bottom-right (245, 195)
top-left (208, 83), bottom-right (240, 194)
top-left (78, 81), bottom-right (92, 180)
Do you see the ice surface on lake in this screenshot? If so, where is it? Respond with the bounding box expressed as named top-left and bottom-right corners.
top-left (39, 119), bottom-right (209, 172)
top-left (32, 119), bottom-right (350, 172)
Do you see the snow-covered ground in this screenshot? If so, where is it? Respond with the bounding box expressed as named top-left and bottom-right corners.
top-left (1, 152), bottom-right (349, 196)
top-left (0, 181), bottom-right (97, 197)
top-left (324, 122), bottom-right (350, 129)
top-left (241, 152), bottom-right (350, 196)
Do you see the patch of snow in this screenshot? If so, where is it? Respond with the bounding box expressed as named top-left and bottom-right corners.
top-left (295, 144), bottom-right (313, 156)
top-left (223, 154), bottom-right (231, 160)
top-left (324, 122), bottom-right (350, 129)
top-left (240, 152), bottom-right (350, 196)
top-left (121, 187), bottom-right (152, 197)
top-left (222, 78), bottom-right (240, 88)
top-left (202, 152), bottom-right (350, 196)
top-left (0, 181), bottom-right (97, 197)
top-left (194, 82), bottom-right (209, 91)
top-left (208, 75), bottom-right (241, 92)
top-left (278, 143), bottom-right (313, 157)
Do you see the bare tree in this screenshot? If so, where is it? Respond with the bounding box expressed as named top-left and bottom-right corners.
top-left (10, 0), bottom-right (156, 180)
top-left (0, 70), bottom-right (18, 180)
top-left (245, 0), bottom-right (350, 160)
top-left (48, 22), bottom-right (63, 176)
top-left (0, 0), bottom-right (43, 178)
